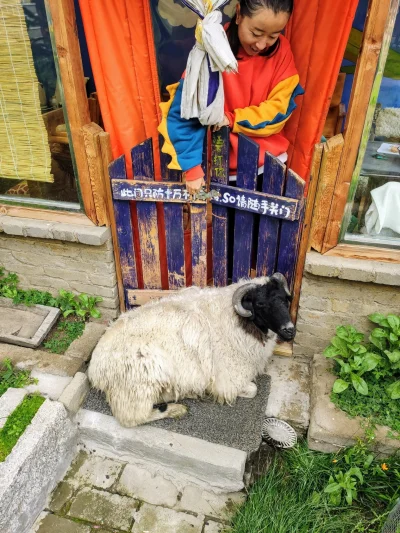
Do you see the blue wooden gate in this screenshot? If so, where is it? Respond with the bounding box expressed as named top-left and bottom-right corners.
top-left (108, 127), bottom-right (305, 309)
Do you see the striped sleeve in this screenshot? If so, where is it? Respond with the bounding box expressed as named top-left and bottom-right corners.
top-left (158, 80), bottom-right (206, 172)
top-left (232, 75), bottom-right (304, 137)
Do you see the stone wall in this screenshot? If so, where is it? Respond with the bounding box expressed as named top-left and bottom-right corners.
top-left (294, 252), bottom-right (400, 359)
top-left (0, 216), bottom-right (120, 320)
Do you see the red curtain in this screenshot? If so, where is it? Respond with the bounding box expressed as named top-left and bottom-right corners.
top-left (285, 0), bottom-right (359, 189)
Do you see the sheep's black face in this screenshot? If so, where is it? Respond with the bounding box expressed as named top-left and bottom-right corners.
top-left (241, 279), bottom-right (296, 341)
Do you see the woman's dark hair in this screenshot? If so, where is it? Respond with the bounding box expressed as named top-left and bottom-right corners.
top-left (226, 0), bottom-right (294, 58)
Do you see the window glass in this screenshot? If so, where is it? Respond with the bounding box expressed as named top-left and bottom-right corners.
top-left (0, 0), bottom-right (81, 209)
top-left (342, 6), bottom-right (400, 248)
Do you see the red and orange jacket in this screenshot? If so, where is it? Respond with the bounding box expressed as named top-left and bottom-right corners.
top-left (158, 34), bottom-right (303, 180)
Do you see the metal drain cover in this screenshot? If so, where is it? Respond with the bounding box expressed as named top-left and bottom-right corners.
top-left (262, 417), bottom-right (297, 448)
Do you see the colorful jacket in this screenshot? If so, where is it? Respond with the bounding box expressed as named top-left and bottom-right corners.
top-left (158, 34), bottom-right (304, 178)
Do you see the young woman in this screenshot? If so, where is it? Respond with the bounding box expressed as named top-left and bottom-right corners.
top-left (158, 0), bottom-right (303, 194)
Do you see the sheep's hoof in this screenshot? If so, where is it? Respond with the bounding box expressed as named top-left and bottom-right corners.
top-left (168, 403), bottom-right (188, 419)
top-left (238, 382), bottom-right (258, 399)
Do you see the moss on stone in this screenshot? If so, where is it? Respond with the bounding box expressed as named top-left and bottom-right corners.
top-left (0, 394), bottom-right (45, 461)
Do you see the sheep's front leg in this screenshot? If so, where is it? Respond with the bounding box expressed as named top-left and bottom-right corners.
top-left (147, 403), bottom-right (188, 422)
top-left (238, 382), bottom-right (258, 399)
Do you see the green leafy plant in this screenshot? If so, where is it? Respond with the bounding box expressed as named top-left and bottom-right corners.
top-left (0, 359), bottom-right (37, 397)
top-left (324, 314), bottom-right (400, 400)
top-left (43, 319), bottom-right (85, 354)
top-left (0, 267), bottom-right (102, 321)
top-left (324, 313), bottom-right (400, 436)
top-left (75, 293), bottom-right (103, 319)
top-left (0, 394), bottom-right (45, 461)
top-left (324, 467), bottom-right (364, 505)
top-left (368, 313), bottom-right (400, 399)
top-left (323, 325), bottom-right (380, 396)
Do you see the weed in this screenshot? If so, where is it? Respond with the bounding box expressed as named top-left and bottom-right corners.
top-left (0, 394), bottom-right (45, 461)
top-left (43, 319), bottom-right (85, 354)
top-left (0, 359), bottom-right (37, 397)
top-left (225, 440), bottom-right (400, 533)
top-left (0, 267), bottom-right (102, 320)
top-left (323, 313), bottom-right (400, 434)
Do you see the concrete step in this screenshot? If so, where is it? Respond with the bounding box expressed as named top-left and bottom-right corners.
top-left (76, 408), bottom-right (247, 493)
top-left (80, 375), bottom-right (271, 492)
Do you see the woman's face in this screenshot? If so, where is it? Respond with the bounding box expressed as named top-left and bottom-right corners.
top-left (237, 6), bottom-right (290, 56)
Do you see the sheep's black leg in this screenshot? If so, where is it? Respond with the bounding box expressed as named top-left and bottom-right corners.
top-left (153, 402), bottom-right (168, 413)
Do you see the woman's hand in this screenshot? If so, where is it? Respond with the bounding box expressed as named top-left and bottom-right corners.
top-left (186, 176), bottom-right (205, 195)
top-left (212, 114), bottom-right (230, 132)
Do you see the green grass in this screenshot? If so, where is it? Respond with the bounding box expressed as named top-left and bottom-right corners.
top-left (0, 394), bottom-right (45, 462)
top-left (0, 358), bottom-right (37, 397)
top-left (225, 442), bottom-right (400, 533)
top-left (43, 318), bottom-right (85, 354)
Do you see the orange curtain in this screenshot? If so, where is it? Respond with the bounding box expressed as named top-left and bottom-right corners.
top-left (285, 0), bottom-right (359, 188)
top-left (78, 0), bottom-right (161, 178)
top-left (79, 0), bottom-right (358, 186)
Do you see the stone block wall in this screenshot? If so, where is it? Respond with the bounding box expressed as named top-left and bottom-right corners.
top-left (294, 252), bottom-right (400, 359)
top-left (0, 217), bottom-right (120, 320)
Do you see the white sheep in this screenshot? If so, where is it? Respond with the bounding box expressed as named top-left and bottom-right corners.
top-left (88, 273), bottom-right (295, 427)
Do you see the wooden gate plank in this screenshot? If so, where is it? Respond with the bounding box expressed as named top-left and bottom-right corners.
top-left (131, 139), bottom-right (162, 290)
top-left (276, 170), bottom-right (305, 291)
top-left (233, 135), bottom-right (259, 282)
top-left (211, 127), bottom-right (230, 287)
top-left (190, 132), bottom-right (209, 288)
top-left (191, 204), bottom-right (207, 287)
top-left (109, 155), bottom-right (138, 300)
top-left (159, 136), bottom-right (186, 290)
top-left (256, 152), bottom-right (286, 277)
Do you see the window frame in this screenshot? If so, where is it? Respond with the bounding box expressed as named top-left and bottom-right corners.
top-left (0, 0), bottom-right (102, 225)
top-left (321, 0), bottom-right (399, 255)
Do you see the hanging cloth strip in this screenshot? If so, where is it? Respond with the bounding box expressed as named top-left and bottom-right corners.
top-left (180, 0), bottom-right (238, 126)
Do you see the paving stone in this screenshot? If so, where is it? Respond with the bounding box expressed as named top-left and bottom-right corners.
top-left (203, 520), bottom-right (226, 533)
top-left (265, 355), bottom-right (311, 435)
top-left (48, 481), bottom-right (75, 513)
top-left (65, 323), bottom-right (106, 361)
top-left (68, 487), bottom-right (138, 530)
top-left (59, 372), bottom-right (90, 414)
top-left (67, 453), bottom-right (124, 489)
top-left (115, 464), bottom-right (179, 507)
top-left (176, 485), bottom-right (245, 521)
top-left (34, 512), bottom-right (91, 533)
top-left (25, 370), bottom-right (72, 400)
top-left (131, 504), bottom-right (204, 533)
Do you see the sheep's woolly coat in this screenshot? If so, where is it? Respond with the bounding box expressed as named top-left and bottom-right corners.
top-left (88, 277), bottom-right (276, 427)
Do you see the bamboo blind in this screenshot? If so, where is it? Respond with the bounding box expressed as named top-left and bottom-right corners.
top-left (0, 0), bottom-right (53, 182)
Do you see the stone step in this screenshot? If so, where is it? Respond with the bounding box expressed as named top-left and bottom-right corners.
top-left (265, 355), bottom-right (311, 435)
top-left (76, 409), bottom-right (247, 493)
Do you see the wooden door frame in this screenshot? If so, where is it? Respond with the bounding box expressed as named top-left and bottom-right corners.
top-left (321, 0), bottom-right (398, 253)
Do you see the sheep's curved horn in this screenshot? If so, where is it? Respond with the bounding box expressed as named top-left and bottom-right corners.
top-left (271, 272), bottom-right (291, 297)
top-left (232, 283), bottom-right (258, 318)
